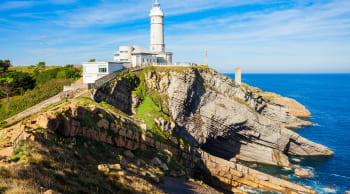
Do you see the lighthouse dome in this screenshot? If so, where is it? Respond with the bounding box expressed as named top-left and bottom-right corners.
top-left (150, 0), bottom-right (163, 17)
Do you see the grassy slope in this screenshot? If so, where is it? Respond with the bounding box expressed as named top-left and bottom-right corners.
top-left (0, 79), bottom-right (73, 122)
top-left (0, 66), bottom-right (81, 122)
top-left (134, 96), bottom-right (163, 129)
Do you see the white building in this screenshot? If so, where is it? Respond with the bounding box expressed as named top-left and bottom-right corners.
top-left (113, 0), bottom-right (173, 67)
top-left (83, 61), bottom-right (124, 84)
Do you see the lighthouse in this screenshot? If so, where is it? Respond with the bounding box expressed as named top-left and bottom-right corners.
top-left (150, 0), bottom-right (165, 53)
top-left (112, 0), bottom-right (172, 67)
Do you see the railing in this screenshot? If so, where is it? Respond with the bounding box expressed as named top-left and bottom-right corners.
top-left (90, 69), bottom-right (130, 89)
top-left (12, 130), bottom-right (24, 151)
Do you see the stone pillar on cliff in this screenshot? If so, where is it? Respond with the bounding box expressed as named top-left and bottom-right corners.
top-left (235, 67), bottom-right (241, 86)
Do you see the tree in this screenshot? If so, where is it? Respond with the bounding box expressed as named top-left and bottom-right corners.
top-left (0, 60), bottom-right (12, 73)
top-left (0, 77), bottom-right (14, 103)
top-left (34, 61), bottom-right (46, 74)
top-left (89, 59), bottom-right (96, 62)
top-left (37, 61), bottom-right (46, 68)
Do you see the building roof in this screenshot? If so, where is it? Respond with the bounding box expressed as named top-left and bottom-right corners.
top-left (131, 45), bottom-right (154, 55)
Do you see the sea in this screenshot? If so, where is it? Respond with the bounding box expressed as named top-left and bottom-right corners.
top-left (225, 74), bottom-right (350, 194)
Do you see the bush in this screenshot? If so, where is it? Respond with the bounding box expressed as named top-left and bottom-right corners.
top-left (35, 67), bottom-right (77, 86)
top-left (0, 79), bottom-right (73, 121)
top-left (0, 71), bottom-right (35, 98)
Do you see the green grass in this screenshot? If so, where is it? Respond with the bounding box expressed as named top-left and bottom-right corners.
top-left (41, 99), bottom-right (66, 111)
top-left (8, 66), bottom-right (61, 73)
top-left (134, 96), bottom-right (163, 130)
top-left (134, 96), bottom-right (175, 146)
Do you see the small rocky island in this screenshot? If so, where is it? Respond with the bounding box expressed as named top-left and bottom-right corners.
top-left (0, 66), bottom-right (334, 193)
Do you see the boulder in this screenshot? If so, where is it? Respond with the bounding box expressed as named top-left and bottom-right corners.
top-left (97, 119), bottom-right (109, 129)
top-left (146, 172), bottom-right (160, 183)
top-left (109, 164), bottom-right (121, 170)
top-left (120, 157), bottom-right (128, 167)
top-left (97, 164), bottom-right (110, 173)
top-left (140, 124), bottom-right (147, 131)
top-left (124, 150), bottom-right (135, 159)
top-left (160, 163), bottom-right (168, 171)
top-left (151, 157), bottom-right (162, 166)
top-left (136, 159), bottom-right (146, 166)
top-left (43, 190), bottom-right (57, 194)
top-left (294, 168), bottom-right (314, 177)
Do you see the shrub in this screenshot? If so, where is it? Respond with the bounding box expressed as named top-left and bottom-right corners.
top-left (0, 79), bottom-right (72, 121)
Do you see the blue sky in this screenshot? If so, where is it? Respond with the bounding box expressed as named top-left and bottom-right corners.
top-left (0, 0), bottom-right (349, 73)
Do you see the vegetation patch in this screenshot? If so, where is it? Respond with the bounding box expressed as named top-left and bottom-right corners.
top-left (0, 64), bottom-right (80, 121)
top-left (135, 96), bottom-right (163, 129)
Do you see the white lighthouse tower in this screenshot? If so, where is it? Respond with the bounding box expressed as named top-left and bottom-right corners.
top-left (112, 0), bottom-right (172, 67)
top-left (150, 0), bottom-right (165, 53)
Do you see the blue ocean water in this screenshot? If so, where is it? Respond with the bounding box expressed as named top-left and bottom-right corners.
top-left (225, 74), bottom-right (350, 193)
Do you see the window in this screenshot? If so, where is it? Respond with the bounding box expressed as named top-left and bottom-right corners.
top-left (120, 51), bottom-right (128, 53)
top-left (98, 65), bottom-right (107, 73)
top-left (120, 59), bottom-right (128, 62)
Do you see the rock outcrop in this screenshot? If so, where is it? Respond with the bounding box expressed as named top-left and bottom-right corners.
top-left (294, 168), bottom-right (314, 178)
top-left (135, 67), bottom-right (334, 167)
top-left (15, 96), bottom-right (320, 193)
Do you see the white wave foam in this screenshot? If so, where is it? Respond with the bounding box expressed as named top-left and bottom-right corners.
top-left (322, 187), bottom-right (337, 193)
top-left (331, 173), bottom-right (350, 179)
top-left (292, 158), bottom-right (301, 162)
top-left (283, 167), bottom-right (292, 171)
top-left (298, 166), bottom-right (315, 176)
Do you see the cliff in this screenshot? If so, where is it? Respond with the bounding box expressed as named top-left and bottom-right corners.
top-left (0, 66), bottom-right (334, 193)
top-left (1, 97), bottom-right (317, 193)
top-left (95, 66), bottom-right (333, 167)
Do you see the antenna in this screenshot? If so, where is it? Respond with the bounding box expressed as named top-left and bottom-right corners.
top-left (205, 49), bottom-right (208, 66)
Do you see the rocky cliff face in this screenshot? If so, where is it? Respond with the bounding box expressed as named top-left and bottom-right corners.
top-left (133, 67), bottom-right (334, 167)
top-left (11, 98), bottom-right (317, 194)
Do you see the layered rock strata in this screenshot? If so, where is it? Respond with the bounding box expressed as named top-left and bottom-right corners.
top-left (136, 67), bottom-right (334, 167)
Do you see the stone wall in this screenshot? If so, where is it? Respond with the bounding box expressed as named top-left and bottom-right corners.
top-left (63, 83), bottom-right (88, 92)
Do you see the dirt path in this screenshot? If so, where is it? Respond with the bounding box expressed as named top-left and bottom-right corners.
top-left (156, 176), bottom-right (227, 194)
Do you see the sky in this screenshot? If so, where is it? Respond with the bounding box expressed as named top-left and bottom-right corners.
top-left (0, 0), bottom-right (349, 73)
